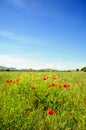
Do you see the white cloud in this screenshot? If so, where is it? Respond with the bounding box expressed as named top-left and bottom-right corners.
top-left (0, 54), bottom-right (85, 70)
top-left (0, 55), bottom-right (53, 69)
top-left (0, 31), bottom-right (31, 44)
top-left (0, 30), bottom-right (48, 46)
top-left (0, 55), bottom-right (34, 69)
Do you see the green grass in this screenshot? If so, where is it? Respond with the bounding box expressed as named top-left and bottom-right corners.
top-left (0, 71), bottom-right (86, 130)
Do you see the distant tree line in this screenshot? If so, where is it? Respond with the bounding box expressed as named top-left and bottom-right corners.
top-left (81, 67), bottom-right (86, 72)
top-left (0, 65), bottom-right (86, 72)
top-left (76, 67), bottom-right (86, 72)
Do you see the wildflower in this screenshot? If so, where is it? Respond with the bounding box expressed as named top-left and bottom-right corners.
top-left (47, 109), bottom-right (55, 115)
top-left (16, 78), bottom-right (20, 82)
top-left (43, 76), bottom-right (48, 80)
top-left (35, 78), bottom-right (38, 80)
top-left (6, 79), bottom-right (13, 83)
top-left (27, 111), bottom-right (31, 115)
top-left (63, 84), bottom-right (70, 88)
top-left (58, 84), bottom-right (63, 88)
top-left (49, 83), bottom-right (55, 87)
top-left (32, 86), bottom-right (36, 90)
top-left (70, 112), bottom-right (73, 116)
top-left (53, 77), bottom-right (58, 80)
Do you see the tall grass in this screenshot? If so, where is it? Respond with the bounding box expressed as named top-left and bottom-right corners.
top-left (0, 71), bottom-right (86, 130)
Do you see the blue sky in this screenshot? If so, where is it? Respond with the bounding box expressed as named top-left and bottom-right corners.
top-left (0, 0), bottom-right (86, 70)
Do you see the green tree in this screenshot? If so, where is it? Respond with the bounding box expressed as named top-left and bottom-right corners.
top-left (76, 69), bottom-right (79, 71)
top-left (81, 67), bottom-right (86, 72)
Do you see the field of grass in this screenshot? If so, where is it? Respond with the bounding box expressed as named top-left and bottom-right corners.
top-left (0, 71), bottom-right (86, 130)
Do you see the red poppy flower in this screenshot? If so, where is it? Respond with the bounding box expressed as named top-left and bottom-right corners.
top-left (70, 112), bottom-right (73, 116)
top-left (6, 79), bottom-right (13, 83)
top-left (49, 83), bottom-right (55, 87)
top-left (32, 86), bottom-right (36, 90)
top-left (16, 78), bottom-right (20, 82)
top-left (47, 109), bottom-right (55, 115)
top-left (63, 84), bottom-right (70, 88)
top-left (53, 77), bottom-right (58, 80)
top-left (43, 76), bottom-right (48, 80)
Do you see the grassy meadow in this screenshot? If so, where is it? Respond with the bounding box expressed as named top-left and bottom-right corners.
top-left (0, 71), bottom-right (86, 130)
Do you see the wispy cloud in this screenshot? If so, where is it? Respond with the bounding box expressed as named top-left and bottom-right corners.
top-left (0, 30), bottom-right (48, 46)
top-left (7, 0), bottom-right (40, 13)
top-left (0, 54), bottom-right (50, 69)
top-left (0, 54), bottom-right (35, 69)
top-left (0, 31), bottom-right (30, 43)
top-left (0, 54), bottom-right (85, 70)
top-left (6, 0), bottom-right (84, 25)
top-left (7, 0), bottom-right (26, 9)
top-left (7, 0), bottom-right (54, 17)
top-left (6, 0), bottom-right (67, 22)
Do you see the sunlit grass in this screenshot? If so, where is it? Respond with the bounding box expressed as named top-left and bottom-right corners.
top-left (0, 71), bottom-right (86, 130)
